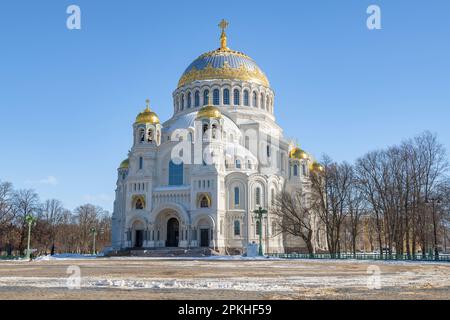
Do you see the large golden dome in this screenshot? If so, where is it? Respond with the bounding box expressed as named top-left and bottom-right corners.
top-left (177, 20), bottom-right (269, 88)
top-left (135, 100), bottom-right (160, 125)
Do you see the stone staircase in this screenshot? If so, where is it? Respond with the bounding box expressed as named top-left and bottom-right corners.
top-left (106, 247), bottom-right (219, 258)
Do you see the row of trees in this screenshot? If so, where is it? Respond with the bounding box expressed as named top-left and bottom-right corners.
top-left (274, 131), bottom-right (450, 258)
top-left (0, 183), bottom-right (111, 256)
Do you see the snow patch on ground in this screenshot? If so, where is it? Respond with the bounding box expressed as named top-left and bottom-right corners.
top-left (34, 254), bottom-right (99, 261)
top-left (0, 270), bottom-right (448, 292)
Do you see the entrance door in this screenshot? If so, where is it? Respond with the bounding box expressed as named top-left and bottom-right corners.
top-left (200, 229), bottom-right (209, 247)
top-left (166, 218), bottom-right (179, 247)
top-left (135, 230), bottom-right (143, 248)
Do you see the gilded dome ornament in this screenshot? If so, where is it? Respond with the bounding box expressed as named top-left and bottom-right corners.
top-left (135, 99), bottom-right (160, 125)
top-left (218, 19), bottom-right (230, 50)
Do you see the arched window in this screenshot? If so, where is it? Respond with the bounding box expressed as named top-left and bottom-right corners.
top-left (223, 89), bottom-right (230, 105)
top-left (302, 163), bottom-right (307, 176)
top-left (244, 90), bottom-right (249, 106)
top-left (252, 92), bottom-right (257, 107)
top-left (203, 90), bottom-right (209, 105)
top-left (194, 91), bottom-right (200, 107)
top-left (255, 187), bottom-right (261, 206)
top-left (247, 160), bottom-right (252, 170)
top-left (266, 95), bottom-right (270, 111)
top-left (147, 129), bottom-right (153, 142)
top-left (235, 159), bottom-right (241, 169)
top-left (139, 128), bottom-right (145, 143)
top-left (169, 160), bottom-right (183, 185)
top-left (233, 89), bottom-right (240, 105)
top-left (271, 189), bottom-right (275, 206)
top-left (234, 187), bottom-right (240, 206)
top-left (293, 164), bottom-right (298, 176)
top-left (139, 157), bottom-right (143, 170)
top-left (202, 123), bottom-right (209, 134)
top-left (260, 93), bottom-right (265, 110)
top-left (200, 195), bottom-right (210, 208)
top-left (181, 94), bottom-right (185, 110)
top-left (256, 220), bottom-right (261, 235)
top-left (213, 89), bottom-right (220, 105)
top-left (187, 92), bottom-right (192, 108)
top-left (245, 136), bottom-right (250, 149)
top-left (234, 220), bottom-right (240, 236)
top-left (211, 124), bottom-right (217, 139)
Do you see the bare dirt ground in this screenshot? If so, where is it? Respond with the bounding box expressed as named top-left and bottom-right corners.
top-left (0, 257), bottom-right (449, 300)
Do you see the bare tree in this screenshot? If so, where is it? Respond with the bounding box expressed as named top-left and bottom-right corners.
top-left (12, 189), bottom-right (39, 253)
top-left (310, 156), bottom-right (352, 256)
top-left (37, 199), bottom-right (66, 254)
top-left (271, 190), bottom-right (315, 255)
top-left (0, 181), bottom-right (15, 254)
top-left (74, 204), bottom-right (107, 253)
top-left (348, 176), bottom-right (366, 256)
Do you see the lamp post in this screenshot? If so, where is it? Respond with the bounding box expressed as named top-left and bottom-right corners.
top-left (25, 214), bottom-right (37, 260)
top-left (253, 207), bottom-right (267, 256)
top-left (90, 227), bottom-right (97, 255)
top-left (426, 198), bottom-right (441, 260)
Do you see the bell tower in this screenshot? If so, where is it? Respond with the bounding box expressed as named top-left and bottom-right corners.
top-left (133, 99), bottom-right (161, 148)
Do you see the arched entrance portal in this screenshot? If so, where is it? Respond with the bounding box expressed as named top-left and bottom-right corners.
top-left (166, 218), bottom-right (179, 247)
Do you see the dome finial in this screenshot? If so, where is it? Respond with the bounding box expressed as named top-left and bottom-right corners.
top-left (218, 19), bottom-right (229, 50)
top-left (145, 98), bottom-right (150, 111)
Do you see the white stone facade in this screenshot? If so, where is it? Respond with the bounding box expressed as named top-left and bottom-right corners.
top-left (111, 33), bottom-right (324, 254)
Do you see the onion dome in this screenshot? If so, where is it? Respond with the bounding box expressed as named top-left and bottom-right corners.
top-left (119, 158), bottom-right (129, 169)
top-left (177, 20), bottom-right (269, 88)
top-left (135, 99), bottom-right (160, 125)
top-left (310, 162), bottom-right (324, 172)
top-left (196, 105), bottom-right (222, 120)
top-left (289, 147), bottom-right (309, 160)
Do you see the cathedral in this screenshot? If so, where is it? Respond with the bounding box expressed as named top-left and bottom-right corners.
top-left (111, 20), bottom-right (325, 255)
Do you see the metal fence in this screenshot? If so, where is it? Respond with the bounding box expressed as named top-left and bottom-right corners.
top-left (267, 252), bottom-right (450, 262)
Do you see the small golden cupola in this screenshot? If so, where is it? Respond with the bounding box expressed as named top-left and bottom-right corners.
top-left (310, 161), bottom-right (324, 173)
top-left (135, 99), bottom-right (160, 125)
top-left (196, 94), bottom-right (222, 120)
top-left (196, 105), bottom-right (222, 120)
top-left (119, 158), bottom-right (129, 169)
top-left (289, 147), bottom-right (309, 160)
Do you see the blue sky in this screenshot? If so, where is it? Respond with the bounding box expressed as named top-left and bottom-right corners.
top-left (0, 0), bottom-right (449, 212)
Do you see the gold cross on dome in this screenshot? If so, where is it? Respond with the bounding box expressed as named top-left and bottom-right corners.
top-left (218, 19), bottom-right (229, 32)
top-left (145, 99), bottom-right (150, 110)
